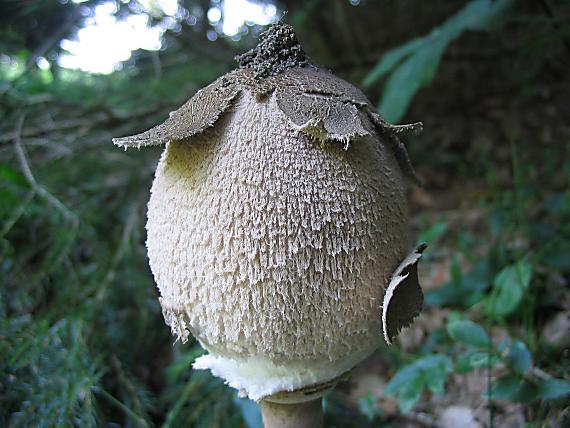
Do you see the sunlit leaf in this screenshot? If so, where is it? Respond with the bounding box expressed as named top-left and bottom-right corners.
top-left (447, 319), bottom-right (490, 348)
top-left (486, 261), bottom-right (533, 317)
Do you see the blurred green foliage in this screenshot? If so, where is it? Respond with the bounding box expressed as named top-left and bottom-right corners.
top-left (363, 0), bottom-right (515, 122)
top-left (1, 0), bottom-right (569, 427)
top-left (380, 141), bottom-right (570, 421)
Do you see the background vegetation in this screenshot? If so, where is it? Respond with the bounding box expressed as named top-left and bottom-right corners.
top-left (1, 0), bottom-right (569, 427)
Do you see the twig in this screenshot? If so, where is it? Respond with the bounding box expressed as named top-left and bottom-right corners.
top-left (12, 114), bottom-right (79, 226)
top-left (15, 137), bottom-right (73, 156)
top-left (95, 200), bottom-right (139, 302)
top-left (92, 387), bottom-right (150, 428)
top-left (0, 106), bottom-right (164, 143)
top-left (110, 355), bottom-right (148, 422)
top-left (2, 115), bottom-right (107, 142)
top-left (531, 367), bottom-right (552, 381)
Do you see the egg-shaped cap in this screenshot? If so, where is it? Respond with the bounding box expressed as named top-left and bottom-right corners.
top-left (113, 22), bottom-right (429, 401)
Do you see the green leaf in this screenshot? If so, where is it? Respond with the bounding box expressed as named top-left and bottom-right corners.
top-left (541, 239), bottom-right (570, 273)
top-left (378, 38), bottom-right (447, 123)
top-left (234, 395), bottom-right (262, 428)
top-left (426, 261), bottom-right (491, 308)
top-left (385, 364), bottom-right (420, 396)
top-left (450, 255), bottom-right (463, 287)
top-left (0, 164), bottom-right (28, 187)
top-left (456, 351), bottom-right (500, 373)
top-left (441, 0), bottom-right (513, 36)
top-left (503, 340), bottom-right (532, 375)
top-left (397, 372), bottom-right (425, 413)
top-left (362, 37), bottom-right (425, 86)
top-left (417, 221), bottom-right (447, 246)
top-left (424, 362), bottom-right (448, 396)
top-left (484, 375), bottom-right (523, 401)
top-left (358, 391), bottom-right (382, 421)
top-left (544, 193), bottom-right (570, 216)
top-left (371, 0), bottom-right (513, 122)
top-left (446, 319), bottom-right (490, 348)
top-left (537, 378), bottom-right (570, 400)
top-left (484, 375), bottom-right (543, 403)
top-left (0, 163), bottom-right (32, 219)
top-left (486, 261), bottom-right (533, 317)
top-left (385, 354), bottom-right (452, 412)
top-left (385, 354), bottom-right (452, 394)
top-left (417, 354), bottom-right (453, 372)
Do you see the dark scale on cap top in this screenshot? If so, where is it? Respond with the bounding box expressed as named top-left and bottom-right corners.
top-left (236, 23), bottom-right (309, 80)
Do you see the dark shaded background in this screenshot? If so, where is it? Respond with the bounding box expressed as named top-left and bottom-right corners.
top-left (1, 1), bottom-right (569, 427)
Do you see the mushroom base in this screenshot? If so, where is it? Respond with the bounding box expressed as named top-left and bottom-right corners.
top-left (192, 343), bottom-right (378, 402)
top-left (261, 398), bottom-right (323, 428)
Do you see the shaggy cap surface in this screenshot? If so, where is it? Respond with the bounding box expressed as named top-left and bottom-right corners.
top-left (113, 23), bottom-right (425, 401)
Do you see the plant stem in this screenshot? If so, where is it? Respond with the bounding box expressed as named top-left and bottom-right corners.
top-left (260, 398), bottom-right (323, 428)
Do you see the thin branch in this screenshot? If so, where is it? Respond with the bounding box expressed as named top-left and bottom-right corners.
top-left (12, 114), bottom-right (79, 226)
top-left (531, 367), bottom-right (552, 381)
top-left (110, 355), bottom-right (148, 423)
top-left (92, 387), bottom-right (151, 428)
top-left (0, 105), bottom-right (166, 143)
top-left (95, 200), bottom-right (139, 302)
top-left (1, 115), bottom-right (99, 143)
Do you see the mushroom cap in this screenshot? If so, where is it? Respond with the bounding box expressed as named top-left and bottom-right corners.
top-left (113, 23), bottom-right (425, 401)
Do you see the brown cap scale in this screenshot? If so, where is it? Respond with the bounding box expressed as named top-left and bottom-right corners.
top-left (113, 23), bottom-right (426, 403)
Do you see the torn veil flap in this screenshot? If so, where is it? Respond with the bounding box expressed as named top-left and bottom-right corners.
top-left (382, 243), bottom-right (427, 344)
top-left (275, 88), bottom-right (372, 146)
top-left (112, 78), bottom-right (241, 148)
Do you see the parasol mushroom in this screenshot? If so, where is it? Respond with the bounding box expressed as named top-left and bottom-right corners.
top-left (113, 22), bottom-right (426, 428)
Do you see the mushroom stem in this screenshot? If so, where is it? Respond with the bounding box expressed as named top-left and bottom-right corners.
top-left (260, 398), bottom-right (323, 428)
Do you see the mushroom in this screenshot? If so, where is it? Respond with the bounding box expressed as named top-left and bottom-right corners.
top-left (113, 23), bottom-right (426, 427)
